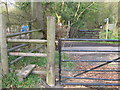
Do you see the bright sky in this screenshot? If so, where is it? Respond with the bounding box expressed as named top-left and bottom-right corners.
top-left (0, 0), bottom-right (15, 9)
top-left (1, 0), bottom-right (15, 3)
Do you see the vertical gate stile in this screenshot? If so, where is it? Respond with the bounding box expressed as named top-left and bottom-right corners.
top-left (58, 39), bottom-right (62, 84)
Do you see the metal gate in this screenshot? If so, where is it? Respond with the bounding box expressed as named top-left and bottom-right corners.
top-left (58, 38), bottom-right (120, 86)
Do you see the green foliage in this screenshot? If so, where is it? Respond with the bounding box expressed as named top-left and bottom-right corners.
top-left (3, 50), bottom-right (74, 88)
top-left (99, 30), bottom-right (113, 39)
top-left (7, 2), bottom-right (118, 39)
top-left (2, 55), bottom-right (47, 88)
top-left (99, 29), bottom-right (119, 40)
top-left (2, 72), bottom-right (40, 88)
top-left (55, 52), bottom-right (75, 69)
top-left (44, 2), bottom-right (97, 29)
top-left (43, 2), bottom-right (118, 31)
top-left (15, 2), bottom-right (31, 13)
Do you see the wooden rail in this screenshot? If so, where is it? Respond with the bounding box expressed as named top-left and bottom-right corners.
top-left (8, 39), bottom-right (58, 44)
top-left (8, 44), bottom-right (28, 52)
top-left (7, 29), bottom-right (43, 38)
top-left (10, 48), bottom-right (38, 65)
top-left (15, 70), bottom-right (46, 75)
top-left (9, 52), bottom-right (47, 57)
top-left (7, 39), bottom-right (47, 44)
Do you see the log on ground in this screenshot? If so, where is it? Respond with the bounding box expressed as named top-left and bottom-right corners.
top-left (17, 64), bottom-right (36, 81)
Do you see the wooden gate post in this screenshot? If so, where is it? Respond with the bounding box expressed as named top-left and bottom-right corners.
top-left (106, 18), bottom-right (109, 39)
top-left (0, 14), bottom-right (9, 75)
top-left (46, 16), bottom-right (55, 86)
top-left (67, 21), bottom-right (70, 38)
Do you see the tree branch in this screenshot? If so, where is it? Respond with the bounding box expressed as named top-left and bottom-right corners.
top-left (74, 2), bottom-right (80, 17)
top-left (76, 2), bottom-right (95, 21)
top-left (71, 2), bottom-right (95, 26)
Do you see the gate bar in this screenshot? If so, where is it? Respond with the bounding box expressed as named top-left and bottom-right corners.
top-left (62, 57), bottom-right (120, 82)
top-left (79, 30), bottom-right (99, 32)
top-left (62, 76), bottom-right (120, 81)
top-left (60, 38), bottom-right (120, 42)
top-left (58, 39), bottom-right (62, 84)
top-left (63, 69), bottom-right (120, 72)
top-left (73, 57), bottom-right (120, 77)
top-left (62, 49), bottom-right (119, 52)
top-left (62, 60), bottom-right (120, 62)
top-left (61, 83), bottom-right (120, 86)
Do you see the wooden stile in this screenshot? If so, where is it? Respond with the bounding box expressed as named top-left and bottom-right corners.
top-left (0, 14), bottom-right (56, 86)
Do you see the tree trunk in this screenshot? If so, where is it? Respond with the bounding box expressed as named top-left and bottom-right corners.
top-left (31, 2), bottom-right (44, 50)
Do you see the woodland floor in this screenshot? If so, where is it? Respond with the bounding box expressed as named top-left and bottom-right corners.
top-left (60, 42), bottom-right (119, 88)
top-left (5, 42), bottom-right (119, 88)
top-left (27, 42), bottom-right (119, 88)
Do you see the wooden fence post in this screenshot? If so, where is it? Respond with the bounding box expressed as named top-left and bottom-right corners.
top-left (67, 21), bottom-right (70, 38)
top-left (0, 14), bottom-right (9, 75)
top-left (46, 16), bottom-right (55, 86)
top-left (0, 63), bottom-right (1, 89)
top-left (106, 18), bottom-right (109, 39)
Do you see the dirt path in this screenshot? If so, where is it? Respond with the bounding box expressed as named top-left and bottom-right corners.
top-left (61, 42), bottom-right (119, 88)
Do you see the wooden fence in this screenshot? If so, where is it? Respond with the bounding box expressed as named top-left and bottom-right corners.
top-left (0, 15), bottom-right (56, 86)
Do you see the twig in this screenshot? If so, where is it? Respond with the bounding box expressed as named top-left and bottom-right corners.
top-left (71, 2), bottom-right (95, 26)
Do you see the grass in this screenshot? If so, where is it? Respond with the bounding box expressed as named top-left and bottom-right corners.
top-left (2, 50), bottom-right (74, 88)
top-left (71, 39), bottom-right (120, 45)
top-left (3, 37), bottom-right (118, 88)
top-left (82, 41), bottom-right (120, 44)
top-left (2, 55), bottom-right (46, 88)
top-left (2, 48), bottom-right (47, 88)
top-left (2, 72), bottom-right (40, 88)
top-left (55, 52), bottom-right (75, 69)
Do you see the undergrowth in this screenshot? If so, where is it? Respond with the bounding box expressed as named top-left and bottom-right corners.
top-left (2, 50), bottom-right (74, 88)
